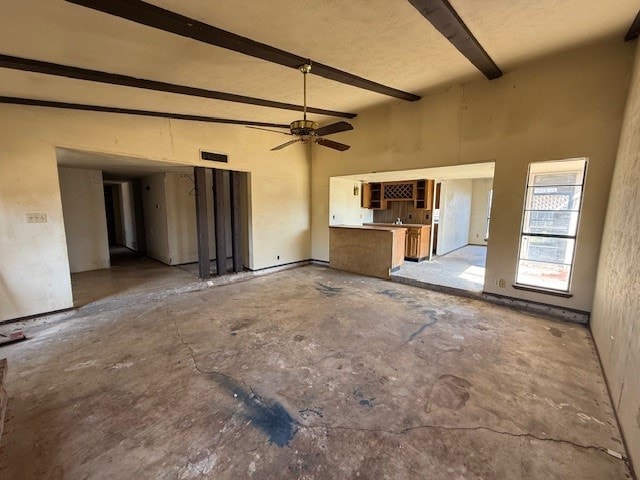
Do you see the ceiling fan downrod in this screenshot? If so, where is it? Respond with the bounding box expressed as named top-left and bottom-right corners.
top-left (290, 63), bottom-right (317, 136)
top-left (300, 63), bottom-right (311, 121)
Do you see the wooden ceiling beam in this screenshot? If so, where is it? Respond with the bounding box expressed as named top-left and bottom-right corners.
top-left (0, 96), bottom-right (290, 128)
top-left (65, 0), bottom-right (421, 102)
top-left (407, 0), bottom-right (502, 80)
top-left (0, 54), bottom-right (355, 119)
top-left (625, 10), bottom-right (640, 41)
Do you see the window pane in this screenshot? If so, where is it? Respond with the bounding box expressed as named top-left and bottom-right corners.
top-left (525, 185), bottom-right (583, 211)
top-left (519, 236), bottom-right (575, 265)
top-left (523, 211), bottom-right (580, 236)
top-left (528, 160), bottom-right (586, 186)
top-left (517, 259), bottom-right (571, 291)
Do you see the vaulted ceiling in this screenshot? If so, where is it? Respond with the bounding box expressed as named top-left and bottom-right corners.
top-left (1, 0), bottom-right (637, 128)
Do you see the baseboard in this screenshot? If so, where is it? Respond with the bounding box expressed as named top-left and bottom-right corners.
top-left (590, 330), bottom-right (637, 478)
top-left (481, 292), bottom-right (590, 324)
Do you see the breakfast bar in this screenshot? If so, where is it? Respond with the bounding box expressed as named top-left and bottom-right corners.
top-left (329, 225), bottom-right (406, 279)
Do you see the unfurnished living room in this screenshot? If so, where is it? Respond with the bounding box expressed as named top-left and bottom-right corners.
top-left (0, 1), bottom-right (639, 479)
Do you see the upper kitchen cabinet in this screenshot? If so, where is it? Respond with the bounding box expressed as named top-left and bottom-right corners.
top-left (362, 180), bottom-right (434, 210)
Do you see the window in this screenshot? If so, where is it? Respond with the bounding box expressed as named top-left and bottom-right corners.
top-left (516, 159), bottom-right (587, 292)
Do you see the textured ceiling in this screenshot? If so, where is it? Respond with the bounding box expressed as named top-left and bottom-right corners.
top-left (1, 0), bottom-right (637, 127)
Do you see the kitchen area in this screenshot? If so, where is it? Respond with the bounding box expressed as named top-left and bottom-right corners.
top-left (328, 163), bottom-right (494, 293)
top-left (329, 178), bottom-right (437, 278)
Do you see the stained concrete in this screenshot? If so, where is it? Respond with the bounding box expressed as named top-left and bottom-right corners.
top-left (393, 245), bottom-right (487, 294)
top-left (71, 248), bottom-right (201, 307)
top-left (0, 266), bottom-right (632, 479)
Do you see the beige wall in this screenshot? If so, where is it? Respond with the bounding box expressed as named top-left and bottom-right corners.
top-left (58, 167), bottom-right (110, 273)
top-left (591, 40), bottom-right (640, 470)
top-left (164, 172), bottom-right (198, 265)
top-left (329, 178), bottom-right (373, 227)
top-left (0, 106), bottom-right (309, 321)
top-left (469, 178), bottom-right (493, 245)
top-left (120, 181), bottom-right (138, 251)
top-left (141, 173), bottom-right (170, 265)
top-left (437, 179), bottom-right (472, 255)
top-left (311, 40), bottom-right (633, 312)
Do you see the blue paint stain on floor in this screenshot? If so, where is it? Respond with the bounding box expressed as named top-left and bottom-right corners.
top-left (316, 283), bottom-right (343, 297)
top-left (405, 310), bottom-right (439, 344)
top-left (211, 372), bottom-right (298, 447)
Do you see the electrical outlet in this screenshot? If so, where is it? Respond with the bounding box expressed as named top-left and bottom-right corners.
top-left (25, 212), bottom-right (47, 223)
top-left (494, 278), bottom-right (506, 288)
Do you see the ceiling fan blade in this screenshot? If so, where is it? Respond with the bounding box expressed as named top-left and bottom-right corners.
top-left (315, 137), bottom-right (350, 151)
top-left (271, 139), bottom-right (302, 151)
top-left (315, 121), bottom-right (353, 137)
top-left (246, 126), bottom-right (292, 136)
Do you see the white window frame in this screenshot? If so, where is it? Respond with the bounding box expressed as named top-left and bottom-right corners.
top-left (515, 158), bottom-right (588, 293)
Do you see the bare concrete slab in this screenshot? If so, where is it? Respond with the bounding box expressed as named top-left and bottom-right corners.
top-left (392, 245), bottom-right (487, 293)
top-left (0, 266), bottom-right (632, 479)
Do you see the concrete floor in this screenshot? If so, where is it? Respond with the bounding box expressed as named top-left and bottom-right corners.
top-left (393, 245), bottom-right (487, 294)
top-left (71, 248), bottom-right (201, 307)
top-left (0, 266), bottom-right (632, 479)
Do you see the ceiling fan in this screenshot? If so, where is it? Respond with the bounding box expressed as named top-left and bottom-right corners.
top-left (247, 64), bottom-right (353, 151)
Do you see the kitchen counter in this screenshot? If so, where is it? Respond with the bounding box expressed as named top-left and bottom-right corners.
top-left (363, 222), bottom-right (429, 228)
top-left (364, 223), bottom-right (431, 261)
top-left (329, 225), bottom-right (406, 279)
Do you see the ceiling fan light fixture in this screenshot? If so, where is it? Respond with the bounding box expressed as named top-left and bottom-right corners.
top-left (290, 119), bottom-right (318, 136)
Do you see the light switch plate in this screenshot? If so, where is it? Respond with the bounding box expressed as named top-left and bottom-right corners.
top-left (26, 212), bottom-right (47, 223)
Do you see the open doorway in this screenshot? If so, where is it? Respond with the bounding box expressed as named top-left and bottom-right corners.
top-left (56, 148), bottom-right (250, 307)
top-left (329, 162), bottom-right (494, 295)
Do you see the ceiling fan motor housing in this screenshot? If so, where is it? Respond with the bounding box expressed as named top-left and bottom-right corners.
top-left (290, 119), bottom-right (318, 136)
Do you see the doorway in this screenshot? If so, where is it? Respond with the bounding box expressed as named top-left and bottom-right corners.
top-left (56, 148), bottom-right (251, 307)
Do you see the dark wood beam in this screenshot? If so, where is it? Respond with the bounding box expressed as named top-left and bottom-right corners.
top-left (194, 167), bottom-right (211, 279)
top-left (229, 171), bottom-right (244, 273)
top-left (407, 0), bottom-right (502, 80)
top-left (212, 169), bottom-right (227, 276)
top-left (0, 96), bottom-right (289, 128)
top-left (625, 10), bottom-right (640, 41)
top-left (65, 0), bottom-right (421, 102)
top-left (0, 54), bottom-right (355, 119)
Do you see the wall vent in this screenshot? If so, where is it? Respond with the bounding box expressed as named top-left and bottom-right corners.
top-left (201, 151), bottom-right (228, 163)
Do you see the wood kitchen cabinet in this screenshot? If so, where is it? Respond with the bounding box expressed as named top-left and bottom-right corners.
top-left (364, 223), bottom-right (431, 261)
top-left (361, 182), bottom-right (385, 209)
top-left (405, 226), bottom-right (430, 261)
top-left (414, 179), bottom-right (434, 210)
top-left (363, 180), bottom-right (434, 211)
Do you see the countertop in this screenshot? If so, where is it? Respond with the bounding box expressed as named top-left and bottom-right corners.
top-left (330, 224), bottom-right (406, 231)
top-left (363, 223), bottom-right (431, 228)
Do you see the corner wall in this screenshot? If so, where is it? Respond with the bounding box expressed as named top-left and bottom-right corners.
top-left (311, 40), bottom-right (634, 312)
top-left (469, 179), bottom-right (493, 245)
top-left (591, 39), bottom-right (640, 471)
top-left (58, 167), bottom-right (110, 273)
top-left (437, 179), bottom-right (472, 255)
top-left (329, 178), bottom-right (372, 226)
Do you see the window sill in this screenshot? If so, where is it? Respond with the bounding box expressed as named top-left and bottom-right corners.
top-left (512, 284), bottom-right (573, 298)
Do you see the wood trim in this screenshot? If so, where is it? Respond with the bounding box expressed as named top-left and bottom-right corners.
top-left (212, 169), bottom-right (227, 276)
top-left (64, 0), bottom-right (421, 102)
top-left (0, 96), bottom-right (290, 128)
top-left (407, 0), bottom-right (502, 80)
top-left (0, 54), bottom-right (355, 118)
top-left (194, 167), bottom-right (211, 279)
top-left (625, 10), bottom-right (640, 41)
top-left (230, 171), bottom-right (244, 273)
